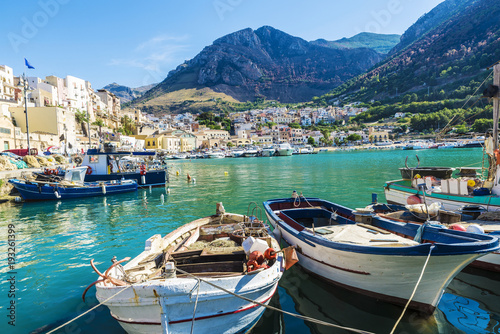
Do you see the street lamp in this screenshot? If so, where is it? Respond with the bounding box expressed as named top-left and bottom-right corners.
top-left (17, 74), bottom-right (33, 154)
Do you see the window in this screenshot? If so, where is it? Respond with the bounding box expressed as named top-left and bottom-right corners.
top-left (0, 127), bottom-right (11, 135)
top-left (4, 141), bottom-right (9, 150)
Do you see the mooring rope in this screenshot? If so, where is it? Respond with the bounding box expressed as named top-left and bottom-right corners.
top-left (46, 284), bottom-right (133, 334)
top-left (175, 267), bottom-right (374, 334)
top-left (389, 244), bottom-right (436, 334)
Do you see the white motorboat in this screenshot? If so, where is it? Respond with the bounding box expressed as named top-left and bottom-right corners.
top-left (261, 146), bottom-right (276, 157)
top-left (276, 143), bottom-right (293, 156)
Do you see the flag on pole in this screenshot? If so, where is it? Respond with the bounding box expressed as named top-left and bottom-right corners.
top-left (24, 58), bottom-right (35, 69)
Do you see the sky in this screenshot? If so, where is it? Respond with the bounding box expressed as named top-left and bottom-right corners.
top-left (1, 0), bottom-right (444, 89)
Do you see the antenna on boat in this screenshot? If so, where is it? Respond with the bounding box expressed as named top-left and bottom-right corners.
top-left (417, 184), bottom-right (431, 222)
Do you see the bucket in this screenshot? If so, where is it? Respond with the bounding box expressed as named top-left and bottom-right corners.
top-left (459, 205), bottom-right (486, 220)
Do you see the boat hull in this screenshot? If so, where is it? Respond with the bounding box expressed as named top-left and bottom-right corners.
top-left (384, 179), bottom-right (500, 211)
top-left (276, 149), bottom-right (293, 156)
top-left (85, 170), bottom-right (167, 187)
top-left (97, 271), bottom-right (280, 334)
top-left (10, 179), bottom-right (137, 201)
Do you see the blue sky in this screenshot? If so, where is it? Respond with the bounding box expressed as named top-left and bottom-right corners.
top-left (1, 0), bottom-right (444, 89)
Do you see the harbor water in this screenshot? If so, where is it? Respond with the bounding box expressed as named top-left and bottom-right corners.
top-left (1, 148), bottom-right (500, 333)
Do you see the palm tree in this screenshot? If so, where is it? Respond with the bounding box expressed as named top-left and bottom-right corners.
top-left (75, 109), bottom-right (89, 137)
top-left (120, 115), bottom-right (135, 135)
top-left (92, 118), bottom-right (105, 138)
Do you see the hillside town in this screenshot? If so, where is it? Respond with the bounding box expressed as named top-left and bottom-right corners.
top-left (0, 63), bottom-right (398, 155)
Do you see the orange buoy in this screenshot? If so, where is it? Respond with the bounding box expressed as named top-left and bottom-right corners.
top-left (449, 223), bottom-right (467, 231)
top-left (249, 251), bottom-right (265, 265)
top-left (264, 248), bottom-right (277, 260)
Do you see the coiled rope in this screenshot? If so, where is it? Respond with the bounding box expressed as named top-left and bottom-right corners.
top-left (389, 244), bottom-right (436, 334)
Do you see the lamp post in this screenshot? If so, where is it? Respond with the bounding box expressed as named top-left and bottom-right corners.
top-left (18, 74), bottom-right (32, 154)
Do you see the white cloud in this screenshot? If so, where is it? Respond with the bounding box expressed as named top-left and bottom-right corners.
top-left (109, 34), bottom-right (190, 83)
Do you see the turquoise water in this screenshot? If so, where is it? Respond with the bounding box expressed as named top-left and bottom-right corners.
top-left (1, 148), bottom-right (499, 334)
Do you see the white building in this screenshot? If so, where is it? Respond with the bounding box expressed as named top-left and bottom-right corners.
top-left (0, 65), bottom-right (16, 102)
top-left (65, 75), bottom-right (90, 113)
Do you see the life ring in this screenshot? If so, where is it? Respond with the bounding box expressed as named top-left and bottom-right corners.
top-left (140, 164), bottom-right (147, 175)
top-left (86, 166), bottom-right (93, 175)
top-left (44, 168), bottom-right (50, 175)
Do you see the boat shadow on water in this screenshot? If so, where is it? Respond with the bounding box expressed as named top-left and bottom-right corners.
top-left (265, 265), bottom-right (443, 334)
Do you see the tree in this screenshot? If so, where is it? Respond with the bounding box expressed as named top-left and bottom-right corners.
top-left (289, 122), bottom-right (301, 129)
top-left (471, 119), bottom-right (493, 133)
top-left (75, 109), bottom-right (89, 137)
top-left (346, 134), bottom-right (362, 143)
top-left (92, 118), bottom-right (105, 138)
top-left (334, 137), bottom-right (341, 147)
top-left (307, 136), bottom-right (316, 146)
top-left (119, 115), bottom-right (135, 135)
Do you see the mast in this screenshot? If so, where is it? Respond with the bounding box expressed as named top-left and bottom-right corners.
top-left (493, 63), bottom-right (500, 152)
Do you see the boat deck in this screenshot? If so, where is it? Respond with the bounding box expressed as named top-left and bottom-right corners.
top-left (308, 224), bottom-right (419, 247)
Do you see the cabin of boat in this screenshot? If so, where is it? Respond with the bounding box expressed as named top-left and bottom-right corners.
top-left (81, 148), bottom-right (168, 186)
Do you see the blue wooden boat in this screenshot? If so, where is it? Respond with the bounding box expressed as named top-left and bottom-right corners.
top-left (263, 195), bottom-right (500, 313)
top-left (9, 167), bottom-right (137, 201)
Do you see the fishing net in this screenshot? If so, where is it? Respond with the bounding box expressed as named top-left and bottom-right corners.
top-left (0, 157), bottom-right (17, 170)
top-left (24, 156), bottom-right (40, 168)
top-left (36, 156), bottom-right (53, 167)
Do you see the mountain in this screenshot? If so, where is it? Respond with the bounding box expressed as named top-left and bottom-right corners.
top-left (390, 0), bottom-right (477, 55)
top-left (103, 82), bottom-right (157, 103)
top-left (131, 26), bottom-right (389, 113)
top-left (312, 33), bottom-right (401, 54)
top-left (324, 0), bottom-right (500, 103)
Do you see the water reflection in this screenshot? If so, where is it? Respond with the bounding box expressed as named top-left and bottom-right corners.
top-left (275, 266), bottom-right (441, 334)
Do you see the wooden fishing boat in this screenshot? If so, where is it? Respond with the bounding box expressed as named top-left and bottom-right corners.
top-left (81, 147), bottom-right (168, 187)
top-left (9, 167), bottom-right (137, 201)
top-left (263, 195), bottom-right (499, 313)
top-left (386, 64), bottom-right (500, 211)
top-left (86, 204), bottom-right (294, 334)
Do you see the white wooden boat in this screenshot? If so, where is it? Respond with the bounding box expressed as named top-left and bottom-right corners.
top-left (263, 196), bottom-right (499, 313)
top-left (87, 204), bottom-right (289, 334)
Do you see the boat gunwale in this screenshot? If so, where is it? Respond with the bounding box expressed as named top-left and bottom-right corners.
top-left (263, 198), bottom-right (500, 256)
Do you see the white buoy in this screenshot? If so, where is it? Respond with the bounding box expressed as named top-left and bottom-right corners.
top-left (167, 187), bottom-right (171, 194)
top-left (101, 184), bottom-right (106, 194)
top-left (55, 191), bottom-right (61, 199)
top-left (160, 194), bottom-right (165, 204)
top-left (141, 175), bottom-right (146, 185)
top-left (192, 178), bottom-right (196, 183)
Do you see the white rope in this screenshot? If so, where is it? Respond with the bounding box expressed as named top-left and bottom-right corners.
top-left (390, 244), bottom-right (436, 334)
top-left (190, 278), bottom-right (201, 334)
top-left (46, 284), bottom-right (133, 334)
top-left (175, 267), bottom-right (374, 334)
